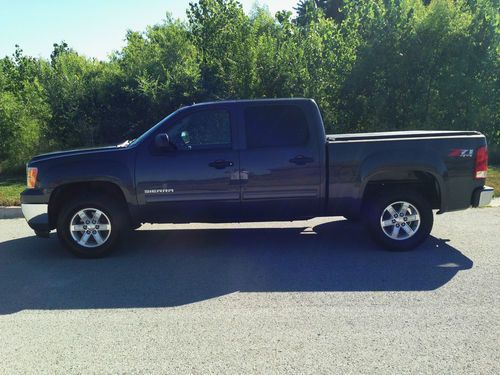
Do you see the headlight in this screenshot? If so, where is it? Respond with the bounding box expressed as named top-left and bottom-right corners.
top-left (27, 167), bottom-right (38, 189)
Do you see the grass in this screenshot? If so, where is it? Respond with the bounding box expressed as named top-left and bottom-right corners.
top-left (0, 166), bottom-right (499, 206)
top-left (487, 166), bottom-right (500, 197)
top-left (0, 179), bottom-right (24, 206)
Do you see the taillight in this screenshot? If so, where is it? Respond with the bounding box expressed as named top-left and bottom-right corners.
top-left (474, 146), bottom-right (488, 179)
top-left (27, 167), bottom-right (38, 188)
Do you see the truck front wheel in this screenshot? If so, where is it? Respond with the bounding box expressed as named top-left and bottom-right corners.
top-left (365, 190), bottom-right (433, 251)
top-left (56, 194), bottom-right (127, 258)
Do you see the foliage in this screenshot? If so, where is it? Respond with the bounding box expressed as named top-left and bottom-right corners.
top-left (115, 16), bottom-right (201, 136)
top-left (0, 0), bottom-right (498, 174)
top-left (337, 0), bottom-right (499, 140)
top-left (295, 0), bottom-right (347, 25)
top-left (0, 47), bottom-right (51, 171)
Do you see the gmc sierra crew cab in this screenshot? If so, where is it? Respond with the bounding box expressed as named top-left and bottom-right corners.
top-left (21, 98), bottom-right (494, 258)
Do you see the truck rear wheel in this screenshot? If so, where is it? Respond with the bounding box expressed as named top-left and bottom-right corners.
top-left (365, 190), bottom-right (433, 251)
top-left (56, 194), bottom-right (127, 258)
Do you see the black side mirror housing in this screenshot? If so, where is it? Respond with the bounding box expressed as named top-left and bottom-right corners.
top-left (154, 133), bottom-right (174, 151)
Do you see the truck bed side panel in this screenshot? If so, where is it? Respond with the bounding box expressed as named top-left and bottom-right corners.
top-left (326, 134), bottom-right (487, 216)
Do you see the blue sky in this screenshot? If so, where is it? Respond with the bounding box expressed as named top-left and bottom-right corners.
top-left (0, 0), bottom-right (298, 61)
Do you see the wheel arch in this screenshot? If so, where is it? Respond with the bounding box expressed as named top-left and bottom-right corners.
top-left (48, 181), bottom-right (130, 230)
top-left (360, 169), bottom-right (443, 212)
top-left (357, 148), bottom-right (448, 214)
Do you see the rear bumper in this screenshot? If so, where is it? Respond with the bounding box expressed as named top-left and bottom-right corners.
top-left (472, 186), bottom-right (494, 207)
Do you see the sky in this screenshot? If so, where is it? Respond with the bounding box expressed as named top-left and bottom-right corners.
top-left (0, 0), bottom-right (298, 61)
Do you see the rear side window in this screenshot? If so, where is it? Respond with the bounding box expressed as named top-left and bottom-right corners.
top-left (244, 105), bottom-right (309, 148)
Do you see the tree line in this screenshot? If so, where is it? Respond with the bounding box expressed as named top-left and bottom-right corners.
top-left (0, 0), bottom-right (498, 173)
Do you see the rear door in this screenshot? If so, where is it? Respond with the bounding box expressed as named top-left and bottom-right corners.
top-left (239, 103), bottom-right (322, 220)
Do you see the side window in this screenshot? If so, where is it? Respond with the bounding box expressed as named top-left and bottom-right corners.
top-left (167, 110), bottom-right (231, 150)
top-left (244, 105), bottom-right (309, 148)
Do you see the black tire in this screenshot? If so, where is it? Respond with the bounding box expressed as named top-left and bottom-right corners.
top-left (364, 189), bottom-right (433, 251)
top-left (56, 193), bottom-right (128, 258)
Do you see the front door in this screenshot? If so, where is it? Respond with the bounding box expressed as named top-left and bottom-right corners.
top-left (135, 107), bottom-right (240, 223)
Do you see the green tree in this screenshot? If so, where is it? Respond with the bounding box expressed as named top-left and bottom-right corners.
top-left (0, 48), bottom-right (50, 173)
top-left (337, 0), bottom-right (499, 142)
top-left (0, 0), bottom-right (498, 174)
top-left (41, 48), bottom-right (107, 147)
top-left (187, 0), bottom-right (254, 98)
top-left (295, 0), bottom-right (347, 25)
top-left (115, 16), bottom-right (201, 137)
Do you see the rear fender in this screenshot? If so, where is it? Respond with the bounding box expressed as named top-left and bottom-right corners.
top-left (359, 149), bottom-right (447, 212)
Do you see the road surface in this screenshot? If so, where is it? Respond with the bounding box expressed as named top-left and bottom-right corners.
top-left (0, 208), bottom-right (498, 374)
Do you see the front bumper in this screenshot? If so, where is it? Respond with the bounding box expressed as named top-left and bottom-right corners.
top-left (472, 186), bottom-right (494, 207)
top-left (20, 188), bottom-right (50, 233)
top-left (21, 203), bottom-right (49, 232)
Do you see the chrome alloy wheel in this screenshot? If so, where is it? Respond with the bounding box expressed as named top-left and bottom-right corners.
top-left (70, 208), bottom-right (111, 248)
top-left (380, 201), bottom-right (420, 241)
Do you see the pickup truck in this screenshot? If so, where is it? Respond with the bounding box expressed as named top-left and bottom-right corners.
top-left (21, 98), bottom-right (494, 258)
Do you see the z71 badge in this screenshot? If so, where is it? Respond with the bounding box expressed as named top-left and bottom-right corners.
top-left (448, 149), bottom-right (474, 158)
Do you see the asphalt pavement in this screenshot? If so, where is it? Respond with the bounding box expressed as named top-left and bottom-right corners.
top-left (0, 207), bottom-right (498, 374)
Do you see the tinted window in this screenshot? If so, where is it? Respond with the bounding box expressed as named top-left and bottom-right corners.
top-left (167, 110), bottom-right (231, 150)
top-left (244, 105), bottom-right (309, 148)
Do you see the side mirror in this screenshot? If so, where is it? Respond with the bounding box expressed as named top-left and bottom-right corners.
top-left (154, 133), bottom-right (174, 151)
top-left (181, 130), bottom-right (190, 145)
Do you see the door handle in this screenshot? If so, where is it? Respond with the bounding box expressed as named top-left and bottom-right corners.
top-left (289, 155), bottom-right (314, 165)
top-left (209, 160), bottom-right (234, 169)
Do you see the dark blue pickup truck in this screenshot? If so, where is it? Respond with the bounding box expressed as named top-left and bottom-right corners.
top-left (21, 99), bottom-right (494, 257)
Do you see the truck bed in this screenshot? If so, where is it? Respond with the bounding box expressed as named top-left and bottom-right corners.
top-left (325, 130), bottom-right (487, 217)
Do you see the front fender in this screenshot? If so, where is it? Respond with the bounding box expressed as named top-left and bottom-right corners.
top-left (34, 150), bottom-right (136, 206)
